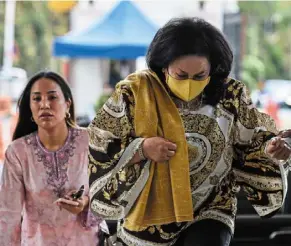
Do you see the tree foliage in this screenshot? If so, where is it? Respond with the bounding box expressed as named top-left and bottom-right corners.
top-left (0, 1), bottom-right (69, 76)
top-left (239, 1), bottom-right (291, 89)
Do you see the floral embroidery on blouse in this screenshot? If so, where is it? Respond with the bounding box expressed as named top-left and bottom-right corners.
top-left (25, 128), bottom-right (80, 197)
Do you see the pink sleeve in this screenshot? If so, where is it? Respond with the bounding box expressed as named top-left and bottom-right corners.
top-left (79, 206), bottom-right (103, 230)
top-left (0, 146), bottom-right (25, 246)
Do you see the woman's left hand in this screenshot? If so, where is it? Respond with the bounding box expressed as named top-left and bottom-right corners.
top-left (54, 191), bottom-right (89, 215)
top-left (265, 136), bottom-right (291, 161)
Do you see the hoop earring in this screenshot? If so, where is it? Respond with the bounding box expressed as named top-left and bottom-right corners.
top-left (66, 112), bottom-right (71, 119)
top-left (31, 116), bottom-right (34, 122)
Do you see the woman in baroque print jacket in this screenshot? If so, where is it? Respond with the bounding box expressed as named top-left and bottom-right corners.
top-left (88, 18), bottom-right (291, 246)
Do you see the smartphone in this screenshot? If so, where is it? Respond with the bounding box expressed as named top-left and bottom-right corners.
top-left (71, 185), bottom-right (84, 200)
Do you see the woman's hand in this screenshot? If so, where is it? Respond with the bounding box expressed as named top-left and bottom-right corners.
top-left (143, 137), bottom-right (177, 162)
top-left (54, 190), bottom-right (89, 215)
top-left (265, 137), bottom-right (291, 161)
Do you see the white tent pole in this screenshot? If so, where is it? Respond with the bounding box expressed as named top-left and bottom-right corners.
top-left (3, 0), bottom-right (16, 72)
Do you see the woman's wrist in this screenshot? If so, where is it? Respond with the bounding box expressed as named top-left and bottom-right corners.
top-left (138, 138), bottom-right (147, 160)
top-left (81, 195), bottom-right (90, 212)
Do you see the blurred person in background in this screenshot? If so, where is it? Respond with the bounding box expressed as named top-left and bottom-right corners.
top-left (0, 96), bottom-right (18, 176)
top-left (0, 71), bottom-right (101, 245)
top-left (252, 80), bottom-right (281, 128)
top-left (265, 95), bottom-right (280, 129)
top-left (87, 17), bottom-right (291, 246)
top-left (252, 80), bottom-right (268, 108)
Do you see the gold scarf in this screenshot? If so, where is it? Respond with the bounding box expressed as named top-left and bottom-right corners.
top-left (117, 70), bottom-right (193, 231)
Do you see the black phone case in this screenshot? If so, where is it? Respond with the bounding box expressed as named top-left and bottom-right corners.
top-left (71, 185), bottom-right (84, 200)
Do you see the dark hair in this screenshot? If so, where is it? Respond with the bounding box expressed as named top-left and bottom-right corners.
top-left (13, 71), bottom-right (76, 140)
top-left (146, 17), bottom-right (233, 105)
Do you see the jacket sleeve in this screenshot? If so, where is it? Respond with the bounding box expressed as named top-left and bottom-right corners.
top-left (88, 84), bottom-right (150, 220)
top-left (0, 145), bottom-right (25, 245)
top-left (232, 83), bottom-right (288, 217)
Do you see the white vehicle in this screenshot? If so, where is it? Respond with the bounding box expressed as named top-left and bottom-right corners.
top-left (0, 67), bottom-right (27, 102)
top-left (251, 79), bottom-right (291, 130)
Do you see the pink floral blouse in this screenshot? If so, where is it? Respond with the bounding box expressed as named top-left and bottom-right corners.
top-left (0, 127), bottom-right (101, 246)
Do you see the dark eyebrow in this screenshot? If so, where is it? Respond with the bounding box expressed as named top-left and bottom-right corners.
top-left (31, 90), bottom-right (57, 95)
top-left (178, 68), bottom-right (188, 74)
top-left (194, 71), bottom-right (206, 76)
top-left (47, 90), bottom-right (57, 94)
top-left (178, 68), bottom-right (205, 76)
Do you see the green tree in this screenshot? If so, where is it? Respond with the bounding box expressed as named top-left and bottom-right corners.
top-left (0, 1), bottom-right (69, 76)
top-left (0, 2), bottom-right (6, 63)
top-left (239, 1), bottom-right (291, 89)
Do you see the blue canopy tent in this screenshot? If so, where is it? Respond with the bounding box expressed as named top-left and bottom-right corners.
top-left (52, 1), bottom-right (158, 59)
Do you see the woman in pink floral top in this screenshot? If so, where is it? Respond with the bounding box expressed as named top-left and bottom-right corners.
top-left (0, 71), bottom-right (101, 246)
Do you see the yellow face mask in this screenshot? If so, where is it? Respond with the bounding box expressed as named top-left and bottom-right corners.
top-left (166, 75), bottom-right (210, 102)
